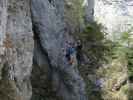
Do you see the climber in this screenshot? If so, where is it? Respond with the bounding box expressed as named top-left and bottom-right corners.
top-left (65, 41), bottom-right (76, 65)
top-left (69, 42), bottom-right (76, 65)
top-left (76, 40), bottom-right (83, 65)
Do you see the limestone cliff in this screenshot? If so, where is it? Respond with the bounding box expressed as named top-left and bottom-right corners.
top-left (0, 0), bottom-right (88, 100)
top-left (0, 0), bottom-right (34, 100)
top-left (0, 0), bottom-right (132, 100)
top-left (31, 0), bottom-right (87, 100)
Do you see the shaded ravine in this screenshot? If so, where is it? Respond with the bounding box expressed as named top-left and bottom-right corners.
top-left (31, 0), bottom-right (87, 100)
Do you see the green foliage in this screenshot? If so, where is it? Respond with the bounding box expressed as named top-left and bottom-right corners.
top-left (109, 30), bottom-right (133, 82)
top-left (77, 22), bottom-right (108, 65)
top-left (129, 87), bottom-right (133, 100)
top-left (76, 22), bottom-right (108, 99)
top-left (121, 32), bottom-right (130, 41)
top-left (78, 22), bottom-right (105, 42)
top-left (76, 22), bottom-right (132, 99)
top-left (121, 84), bottom-right (129, 95)
top-left (0, 80), bottom-right (21, 100)
top-left (127, 47), bottom-right (133, 81)
top-left (120, 31), bottom-right (133, 81)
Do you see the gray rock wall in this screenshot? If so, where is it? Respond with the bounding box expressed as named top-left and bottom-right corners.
top-left (0, 0), bottom-right (34, 100)
top-left (1, 0), bottom-right (133, 100)
top-left (0, 0), bottom-right (7, 79)
top-left (0, 0), bottom-right (88, 99)
top-left (31, 0), bottom-right (87, 100)
top-left (0, 0), bottom-right (7, 46)
top-left (83, 0), bottom-right (94, 22)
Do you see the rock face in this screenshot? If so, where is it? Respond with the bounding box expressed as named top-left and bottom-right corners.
top-left (0, 0), bottom-right (89, 100)
top-left (0, 0), bottom-right (34, 100)
top-left (31, 0), bottom-right (87, 100)
top-left (1, 0), bottom-right (133, 100)
top-left (94, 0), bottom-right (133, 39)
top-left (0, 0), bottom-right (7, 46)
top-left (84, 0), bottom-right (94, 22)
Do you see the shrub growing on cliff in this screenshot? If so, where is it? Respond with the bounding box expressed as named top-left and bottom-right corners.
top-left (76, 23), bottom-right (133, 99)
top-left (75, 22), bottom-right (108, 100)
top-left (77, 22), bottom-right (109, 65)
top-left (78, 22), bottom-right (104, 42)
top-left (113, 31), bottom-right (133, 82)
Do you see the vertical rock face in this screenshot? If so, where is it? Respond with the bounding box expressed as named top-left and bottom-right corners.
top-left (0, 0), bottom-right (34, 100)
top-left (0, 0), bottom-right (7, 82)
top-left (64, 0), bottom-right (85, 33)
top-left (0, 0), bottom-right (88, 100)
top-left (94, 0), bottom-right (133, 39)
top-left (0, 0), bottom-right (94, 99)
top-left (31, 0), bottom-right (87, 100)
top-left (83, 0), bottom-right (94, 22)
top-left (0, 0), bottom-right (7, 46)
